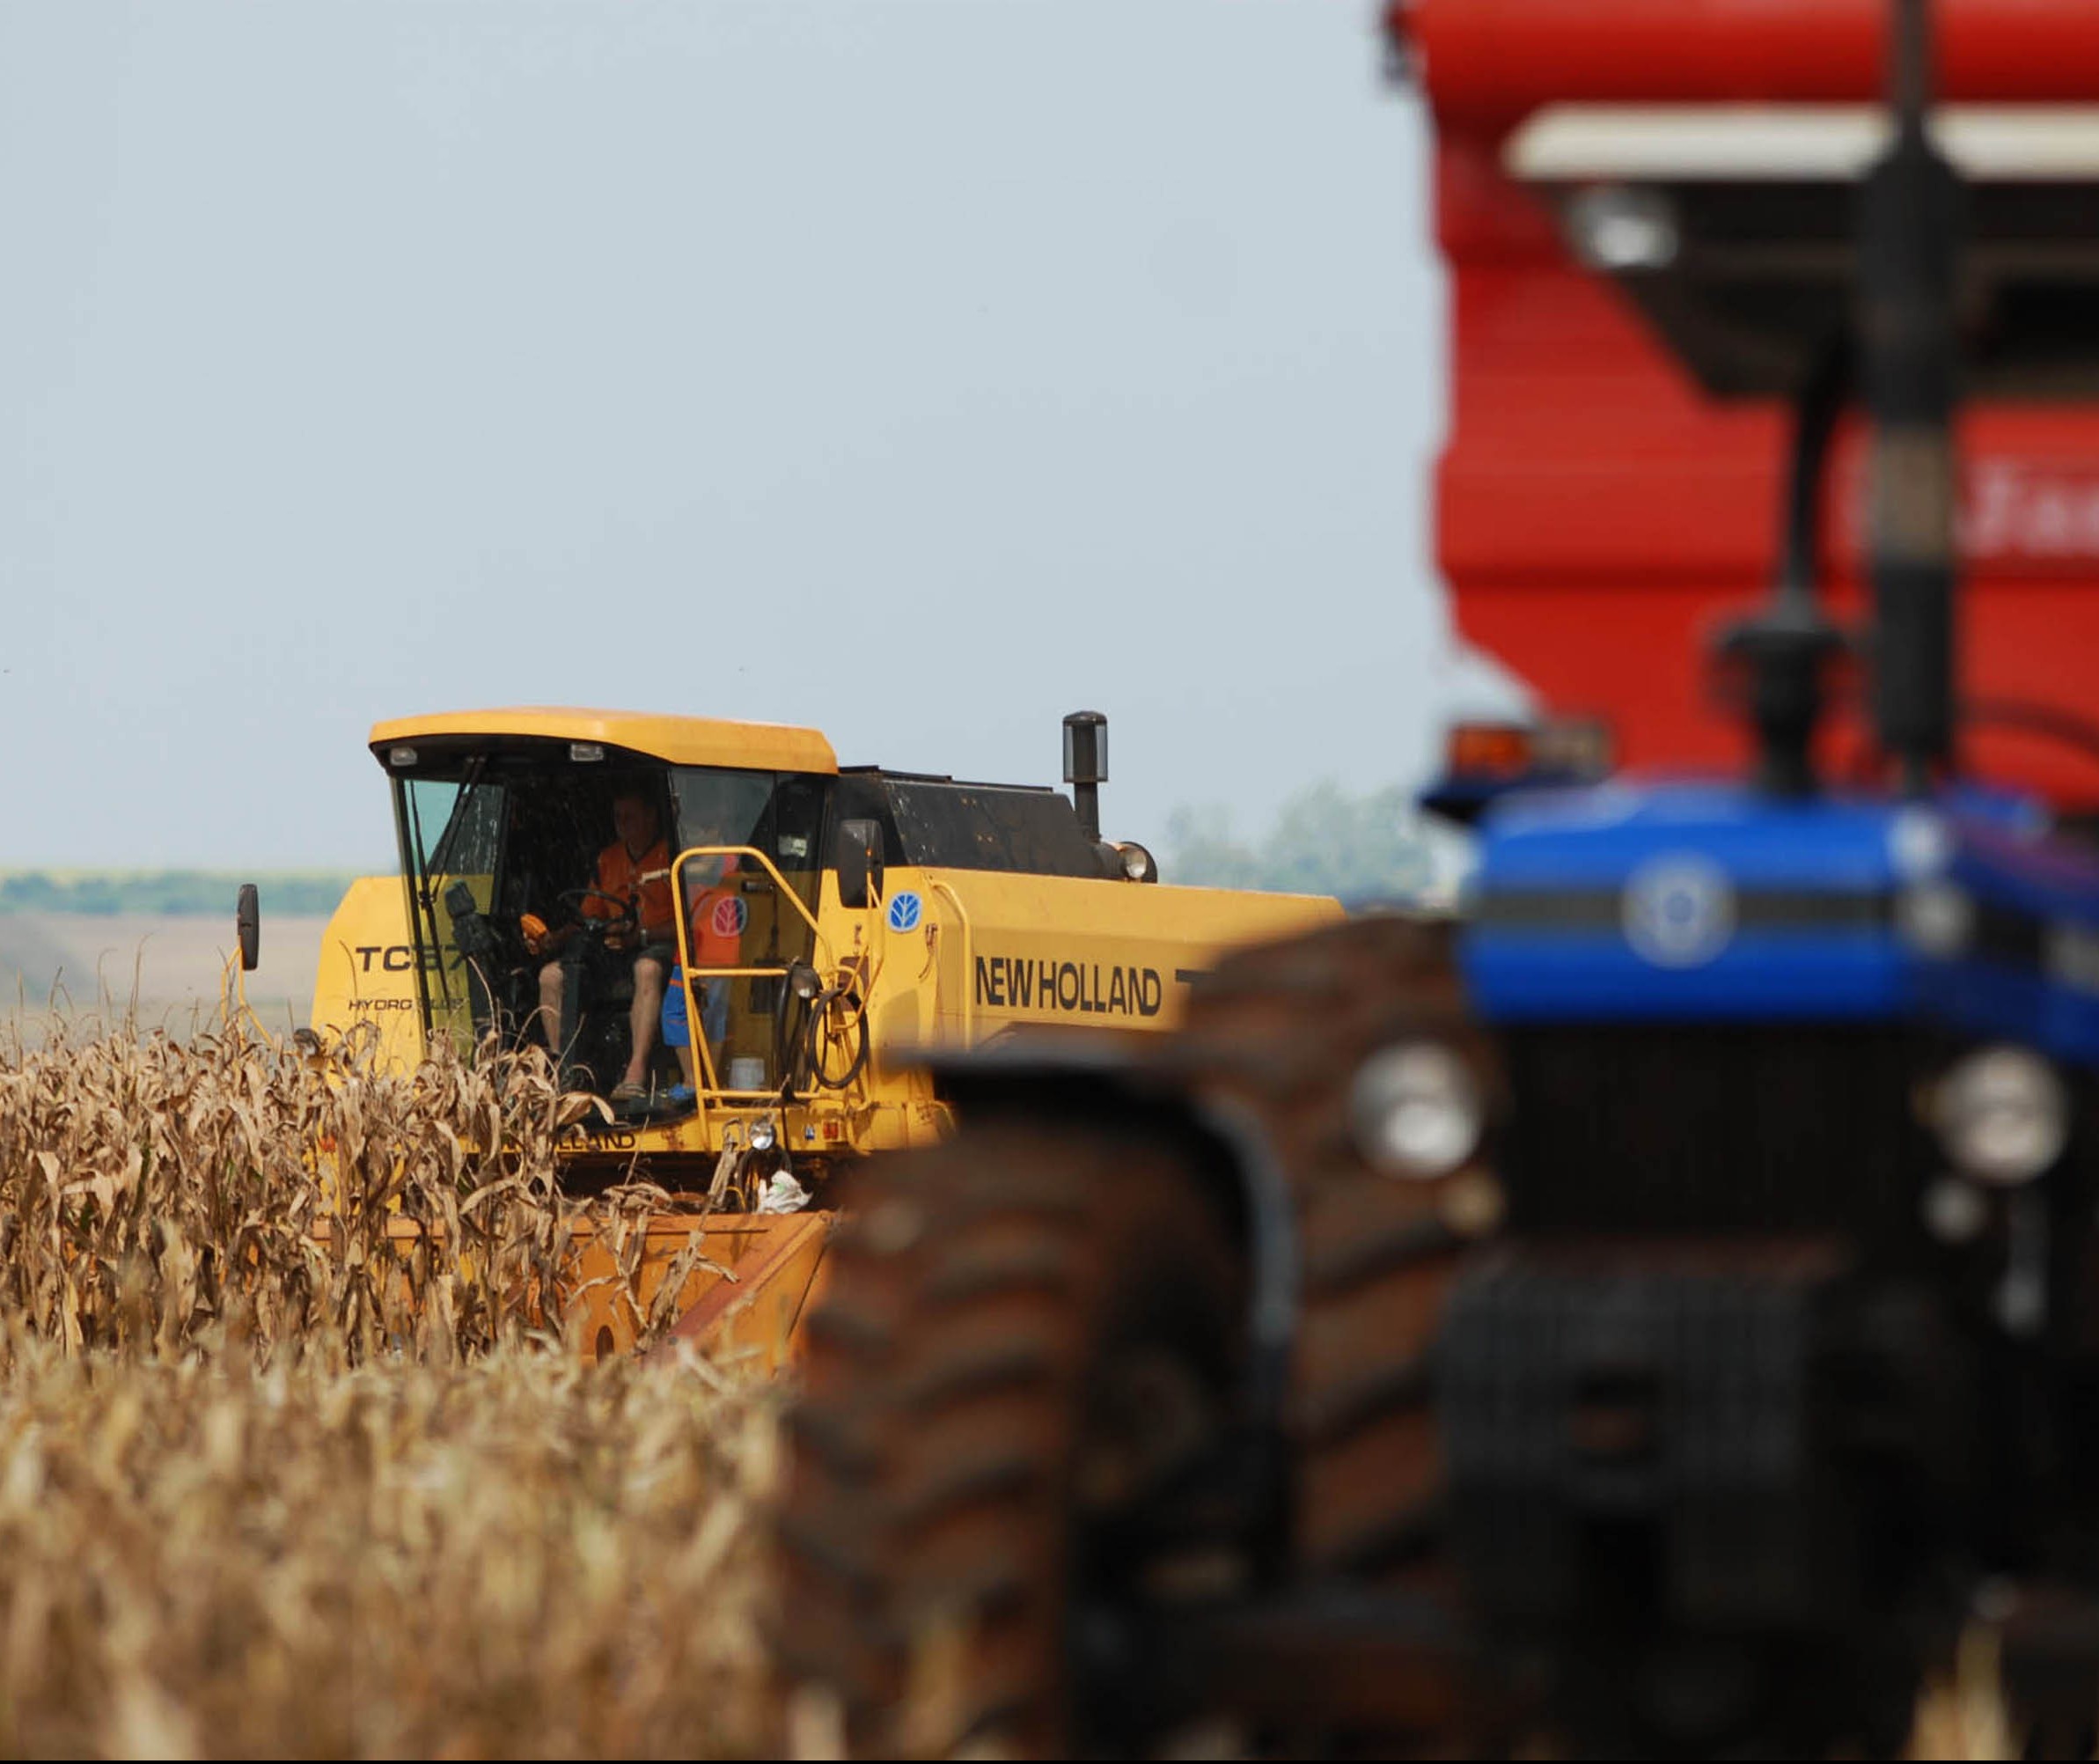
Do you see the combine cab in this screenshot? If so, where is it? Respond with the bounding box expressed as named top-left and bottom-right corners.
top-left (301, 706), bottom-right (1337, 1363)
top-left (779, 1), bottom-right (2099, 1755)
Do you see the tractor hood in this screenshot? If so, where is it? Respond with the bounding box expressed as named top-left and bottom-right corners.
top-left (1462, 779), bottom-right (2099, 1065)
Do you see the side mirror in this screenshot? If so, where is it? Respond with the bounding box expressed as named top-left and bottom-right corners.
top-left (235, 883), bottom-right (261, 973)
top-left (444, 878), bottom-right (498, 969)
top-left (836, 819), bottom-right (885, 909)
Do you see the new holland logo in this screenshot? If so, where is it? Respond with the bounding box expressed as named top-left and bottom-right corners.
top-left (1624, 855), bottom-right (1736, 968)
top-left (710, 896), bottom-right (748, 939)
top-left (887, 892), bottom-right (923, 934)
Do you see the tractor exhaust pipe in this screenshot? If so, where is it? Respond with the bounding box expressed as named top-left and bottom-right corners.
top-left (1861, 0), bottom-right (1963, 794)
top-left (1063, 709), bottom-right (1108, 842)
top-left (1718, 334), bottom-right (1853, 798)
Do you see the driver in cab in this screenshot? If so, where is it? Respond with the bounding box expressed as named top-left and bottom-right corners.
top-left (527, 790), bottom-right (677, 1101)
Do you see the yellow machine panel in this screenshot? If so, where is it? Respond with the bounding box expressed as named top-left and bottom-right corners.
top-left (371, 707), bottom-right (837, 775)
top-left (310, 875), bottom-right (423, 1072)
top-left (892, 867), bottom-right (1343, 1051)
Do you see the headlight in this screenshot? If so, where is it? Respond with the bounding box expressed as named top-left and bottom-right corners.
top-left (1934, 1047), bottom-right (2067, 1186)
top-left (1116, 842), bottom-right (1159, 883)
top-left (1349, 1042), bottom-right (1482, 1180)
top-left (749, 1118), bottom-right (778, 1153)
top-left (1897, 879), bottom-right (1972, 956)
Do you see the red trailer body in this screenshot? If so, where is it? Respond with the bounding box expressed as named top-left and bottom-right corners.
top-left (1398, 0), bottom-right (2099, 803)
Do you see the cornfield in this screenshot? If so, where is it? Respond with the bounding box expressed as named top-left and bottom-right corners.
top-left (0, 1010), bottom-right (786, 1759)
top-left (0, 1010), bottom-right (2031, 1759)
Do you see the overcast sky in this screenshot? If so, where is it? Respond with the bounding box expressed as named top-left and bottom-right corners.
top-left (1, 0), bottom-right (1506, 871)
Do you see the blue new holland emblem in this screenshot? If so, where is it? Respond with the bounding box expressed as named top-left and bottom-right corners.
top-left (1624, 855), bottom-right (1735, 968)
top-left (887, 891), bottom-right (923, 934)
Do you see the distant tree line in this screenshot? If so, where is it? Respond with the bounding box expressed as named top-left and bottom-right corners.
top-left (0, 871), bottom-right (365, 917)
top-left (1, 790), bottom-right (1437, 917)
top-left (1164, 780), bottom-right (1435, 906)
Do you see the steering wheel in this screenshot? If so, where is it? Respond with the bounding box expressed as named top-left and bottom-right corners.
top-left (555, 887), bottom-right (640, 937)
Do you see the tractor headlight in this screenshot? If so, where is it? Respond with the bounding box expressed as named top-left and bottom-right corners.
top-left (789, 962), bottom-right (824, 1003)
top-left (749, 1118), bottom-right (778, 1153)
top-left (1898, 879), bottom-right (1973, 956)
top-left (1934, 1047), bottom-right (2068, 1186)
top-left (1349, 1042), bottom-right (1482, 1180)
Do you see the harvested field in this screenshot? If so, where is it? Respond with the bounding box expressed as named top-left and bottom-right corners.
top-left (0, 913), bottom-right (329, 1040)
top-left (0, 1012), bottom-right (787, 1759)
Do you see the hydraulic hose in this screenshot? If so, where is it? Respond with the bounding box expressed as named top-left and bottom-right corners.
top-left (804, 986), bottom-right (870, 1091)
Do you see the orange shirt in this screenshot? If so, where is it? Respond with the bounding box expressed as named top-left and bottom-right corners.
top-left (684, 853), bottom-right (745, 966)
top-left (586, 837), bottom-right (673, 937)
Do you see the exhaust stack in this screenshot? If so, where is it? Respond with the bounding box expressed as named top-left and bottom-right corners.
top-left (1063, 710), bottom-right (1107, 842)
top-left (1862, 0), bottom-right (1963, 793)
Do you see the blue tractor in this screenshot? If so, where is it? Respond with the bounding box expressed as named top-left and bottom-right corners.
top-left (776, 2), bottom-right (2099, 1753)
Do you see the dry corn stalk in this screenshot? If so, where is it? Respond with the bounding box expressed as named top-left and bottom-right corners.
top-left (0, 1011), bottom-right (791, 1758)
top-left (0, 1331), bottom-right (783, 1759)
top-left (0, 1011), bottom-right (687, 1362)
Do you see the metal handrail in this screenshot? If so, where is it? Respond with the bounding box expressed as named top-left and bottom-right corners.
top-left (668, 845), bottom-right (833, 1099)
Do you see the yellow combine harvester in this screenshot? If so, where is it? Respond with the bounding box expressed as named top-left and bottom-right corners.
top-left (302, 706), bottom-right (1339, 1362)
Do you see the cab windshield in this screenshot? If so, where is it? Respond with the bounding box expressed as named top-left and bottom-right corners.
top-left (390, 741), bottom-right (826, 1100)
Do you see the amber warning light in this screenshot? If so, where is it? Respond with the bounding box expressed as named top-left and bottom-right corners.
top-left (1425, 718), bottom-right (1615, 826)
top-left (1446, 717), bottom-right (1615, 780)
top-left (1447, 722), bottom-right (1537, 779)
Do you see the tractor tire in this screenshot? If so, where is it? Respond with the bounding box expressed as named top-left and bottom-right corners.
top-left (1141, 913), bottom-right (1489, 1754)
top-left (777, 1120), bottom-right (1251, 1759)
top-left (1158, 913), bottom-right (1483, 1592)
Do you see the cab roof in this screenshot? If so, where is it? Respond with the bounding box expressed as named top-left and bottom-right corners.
top-left (368, 707), bottom-right (839, 774)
